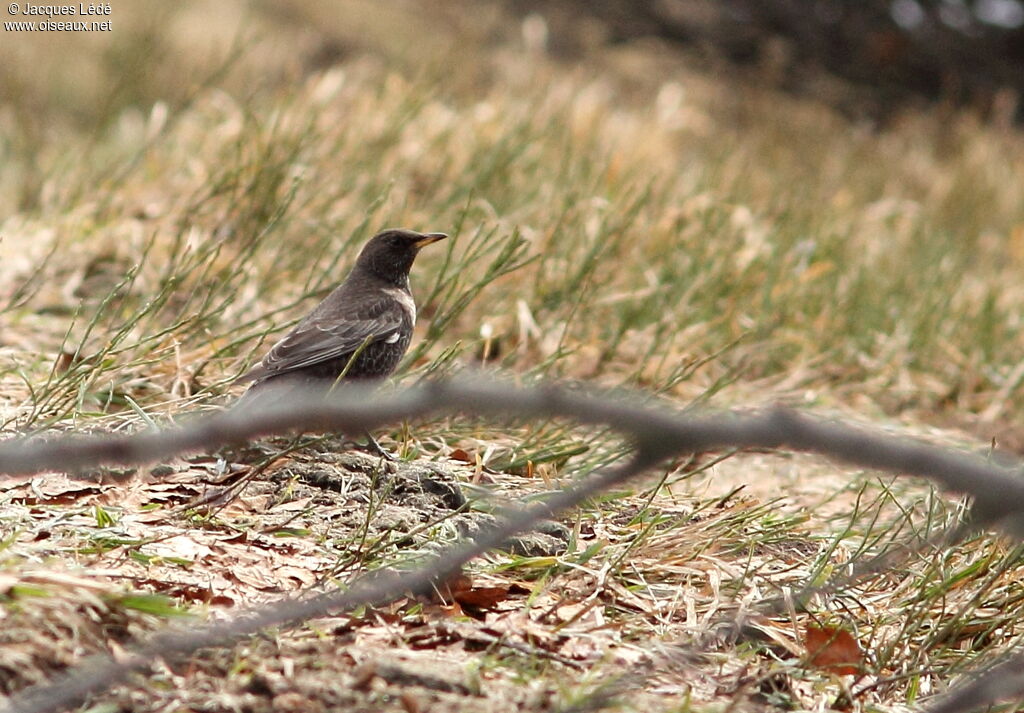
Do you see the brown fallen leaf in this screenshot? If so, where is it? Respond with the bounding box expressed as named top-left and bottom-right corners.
top-left (455, 585), bottom-right (511, 609)
top-left (804, 623), bottom-right (864, 676)
top-left (435, 601), bottom-right (465, 618)
top-left (424, 571), bottom-right (473, 605)
top-left (129, 578), bottom-right (235, 606)
top-left (423, 570), bottom-right (514, 610)
top-left (54, 350), bottom-right (77, 374)
top-left (449, 448), bottom-right (474, 463)
top-left (0, 472), bottom-right (113, 504)
top-left (399, 690), bottom-right (422, 713)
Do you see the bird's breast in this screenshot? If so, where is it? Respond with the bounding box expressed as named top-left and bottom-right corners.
top-left (381, 286), bottom-right (416, 325)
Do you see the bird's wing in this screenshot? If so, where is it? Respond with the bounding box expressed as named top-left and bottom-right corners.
top-left (239, 308), bottom-right (404, 383)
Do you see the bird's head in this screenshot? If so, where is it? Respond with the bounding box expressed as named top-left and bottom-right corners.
top-left (355, 229), bottom-right (448, 286)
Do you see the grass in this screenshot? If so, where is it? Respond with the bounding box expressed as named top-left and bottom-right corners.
top-left (3, 1), bottom-right (1024, 711)
top-left (4, 38), bottom-right (1024, 428)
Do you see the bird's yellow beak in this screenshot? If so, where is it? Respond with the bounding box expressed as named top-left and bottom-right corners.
top-left (413, 232), bottom-right (448, 249)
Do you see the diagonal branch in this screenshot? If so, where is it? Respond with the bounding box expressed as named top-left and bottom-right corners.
top-left (3, 377), bottom-right (1024, 713)
top-left (925, 651), bottom-right (1024, 713)
top-left (3, 378), bottom-right (1024, 527)
top-left (0, 452), bottom-right (658, 713)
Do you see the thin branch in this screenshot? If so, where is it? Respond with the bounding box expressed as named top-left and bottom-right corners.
top-left (0, 450), bottom-right (657, 713)
top-left (2, 378), bottom-right (1023, 526)
top-left (925, 650), bottom-right (1024, 713)
top-left (3, 377), bottom-right (1024, 713)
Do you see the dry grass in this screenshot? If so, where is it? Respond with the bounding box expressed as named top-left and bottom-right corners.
top-left (3, 1), bottom-right (1024, 711)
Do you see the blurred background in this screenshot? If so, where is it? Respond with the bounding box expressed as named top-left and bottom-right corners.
top-left (3, 0), bottom-right (1023, 161)
top-left (2, 0), bottom-right (1024, 439)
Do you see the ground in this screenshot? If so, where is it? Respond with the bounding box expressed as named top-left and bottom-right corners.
top-left (2, 2), bottom-right (1024, 712)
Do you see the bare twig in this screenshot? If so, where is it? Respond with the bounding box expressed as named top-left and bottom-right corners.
top-left (3, 377), bottom-right (1024, 713)
top-left (925, 651), bottom-right (1024, 713)
top-left (0, 447), bottom-right (656, 713)
top-left (3, 379), bottom-right (1024, 528)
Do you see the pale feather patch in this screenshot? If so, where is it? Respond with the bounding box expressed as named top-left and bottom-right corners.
top-left (382, 286), bottom-right (416, 324)
top-left (384, 332), bottom-right (400, 344)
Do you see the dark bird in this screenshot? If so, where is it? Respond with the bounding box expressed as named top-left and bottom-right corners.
top-left (236, 228), bottom-right (447, 451)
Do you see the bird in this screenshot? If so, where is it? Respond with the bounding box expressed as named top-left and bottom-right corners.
top-left (235, 228), bottom-right (448, 455)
